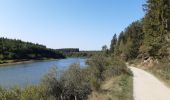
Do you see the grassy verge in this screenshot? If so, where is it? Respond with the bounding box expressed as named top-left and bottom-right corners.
top-left (0, 58), bottom-right (59, 66)
top-left (89, 74), bottom-right (133, 100)
top-left (146, 63), bottom-right (170, 87)
top-left (129, 59), bottom-right (170, 87)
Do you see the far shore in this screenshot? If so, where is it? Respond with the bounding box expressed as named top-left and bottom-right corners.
top-left (0, 58), bottom-right (60, 67)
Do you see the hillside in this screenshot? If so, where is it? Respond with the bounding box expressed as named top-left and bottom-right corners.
top-left (0, 38), bottom-right (65, 63)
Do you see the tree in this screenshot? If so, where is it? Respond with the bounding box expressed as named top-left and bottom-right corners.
top-left (112, 21), bottom-right (144, 60)
top-left (123, 21), bottom-right (144, 59)
top-left (102, 45), bottom-right (107, 51)
top-left (102, 45), bottom-right (109, 55)
top-left (114, 32), bottom-right (124, 56)
top-left (110, 34), bottom-right (117, 54)
top-left (0, 38), bottom-right (65, 61)
top-left (143, 0), bottom-right (170, 58)
top-left (0, 38), bottom-right (4, 60)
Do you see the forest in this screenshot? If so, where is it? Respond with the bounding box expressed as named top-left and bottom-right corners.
top-left (56, 48), bottom-right (100, 57)
top-left (110, 0), bottom-right (170, 88)
top-left (110, 0), bottom-right (170, 61)
top-left (0, 38), bottom-right (65, 63)
top-left (56, 48), bottom-right (79, 53)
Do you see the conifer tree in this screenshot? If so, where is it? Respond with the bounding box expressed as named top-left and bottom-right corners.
top-left (110, 34), bottom-right (117, 54)
top-left (143, 0), bottom-right (170, 58)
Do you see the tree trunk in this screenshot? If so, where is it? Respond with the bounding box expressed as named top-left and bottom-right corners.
top-left (75, 95), bottom-right (77, 100)
top-left (61, 95), bottom-right (63, 100)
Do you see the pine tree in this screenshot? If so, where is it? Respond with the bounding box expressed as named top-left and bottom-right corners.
top-left (143, 0), bottom-right (170, 58)
top-left (114, 32), bottom-right (124, 56)
top-left (110, 34), bottom-right (117, 54)
top-left (115, 21), bottom-right (144, 60)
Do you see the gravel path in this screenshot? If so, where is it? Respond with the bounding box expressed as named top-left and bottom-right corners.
top-left (130, 67), bottom-right (170, 100)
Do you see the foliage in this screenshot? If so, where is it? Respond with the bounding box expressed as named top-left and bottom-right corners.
top-left (41, 64), bottom-right (92, 100)
top-left (41, 67), bottom-right (63, 99)
top-left (56, 48), bottom-right (79, 53)
top-left (110, 21), bottom-right (144, 60)
top-left (110, 0), bottom-right (170, 60)
top-left (57, 48), bottom-right (101, 58)
top-left (60, 64), bottom-right (91, 100)
top-left (87, 54), bottom-right (132, 91)
top-left (0, 86), bottom-right (54, 100)
top-left (63, 51), bottom-right (100, 58)
top-left (0, 38), bottom-right (65, 61)
top-left (102, 45), bottom-right (109, 56)
top-left (105, 59), bottom-right (133, 78)
top-left (87, 54), bottom-right (108, 90)
top-left (143, 0), bottom-right (170, 58)
top-left (110, 34), bottom-right (117, 54)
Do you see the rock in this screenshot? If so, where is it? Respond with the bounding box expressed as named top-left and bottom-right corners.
top-left (140, 57), bottom-right (158, 68)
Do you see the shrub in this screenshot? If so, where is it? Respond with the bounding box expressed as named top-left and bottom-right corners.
top-left (60, 63), bottom-right (91, 100)
top-left (41, 67), bottom-right (63, 99)
top-left (87, 54), bottom-right (132, 91)
top-left (0, 86), bottom-right (52, 100)
top-left (41, 64), bottom-right (92, 100)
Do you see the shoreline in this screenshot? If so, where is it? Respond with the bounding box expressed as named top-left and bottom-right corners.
top-left (0, 59), bottom-right (59, 67)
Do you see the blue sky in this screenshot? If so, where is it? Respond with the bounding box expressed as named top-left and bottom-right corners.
top-left (0, 0), bottom-right (146, 50)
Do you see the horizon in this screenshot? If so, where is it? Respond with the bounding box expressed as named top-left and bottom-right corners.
top-left (0, 0), bottom-right (145, 50)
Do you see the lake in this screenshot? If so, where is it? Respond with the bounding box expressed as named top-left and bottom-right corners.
top-left (0, 58), bottom-right (87, 88)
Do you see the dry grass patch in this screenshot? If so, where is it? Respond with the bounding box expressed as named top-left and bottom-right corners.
top-left (89, 75), bottom-right (133, 100)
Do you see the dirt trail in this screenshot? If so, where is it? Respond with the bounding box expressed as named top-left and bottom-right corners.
top-left (130, 67), bottom-right (170, 100)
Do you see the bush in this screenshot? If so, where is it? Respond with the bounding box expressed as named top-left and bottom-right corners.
top-left (41, 67), bottom-right (63, 99)
top-left (86, 54), bottom-right (108, 90)
top-left (87, 54), bottom-right (132, 91)
top-left (0, 86), bottom-right (52, 100)
top-left (41, 64), bottom-right (92, 100)
top-left (60, 63), bottom-right (91, 100)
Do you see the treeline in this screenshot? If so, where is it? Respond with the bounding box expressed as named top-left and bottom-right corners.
top-left (0, 38), bottom-right (65, 61)
top-left (56, 48), bottom-right (100, 57)
top-left (56, 48), bottom-right (79, 53)
top-left (64, 51), bottom-right (101, 58)
top-left (110, 0), bottom-right (170, 61)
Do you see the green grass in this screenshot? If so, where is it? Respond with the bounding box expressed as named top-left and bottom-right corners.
top-left (110, 75), bottom-right (133, 100)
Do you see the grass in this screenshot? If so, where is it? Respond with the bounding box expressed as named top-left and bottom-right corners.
top-left (0, 59), bottom-right (28, 64)
top-left (89, 74), bottom-right (133, 100)
top-left (0, 58), bottom-right (58, 66)
top-left (146, 63), bottom-right (170, 87)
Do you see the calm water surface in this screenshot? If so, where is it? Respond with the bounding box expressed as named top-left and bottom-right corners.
top-left (0, 58), bottom-right (87, 88)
